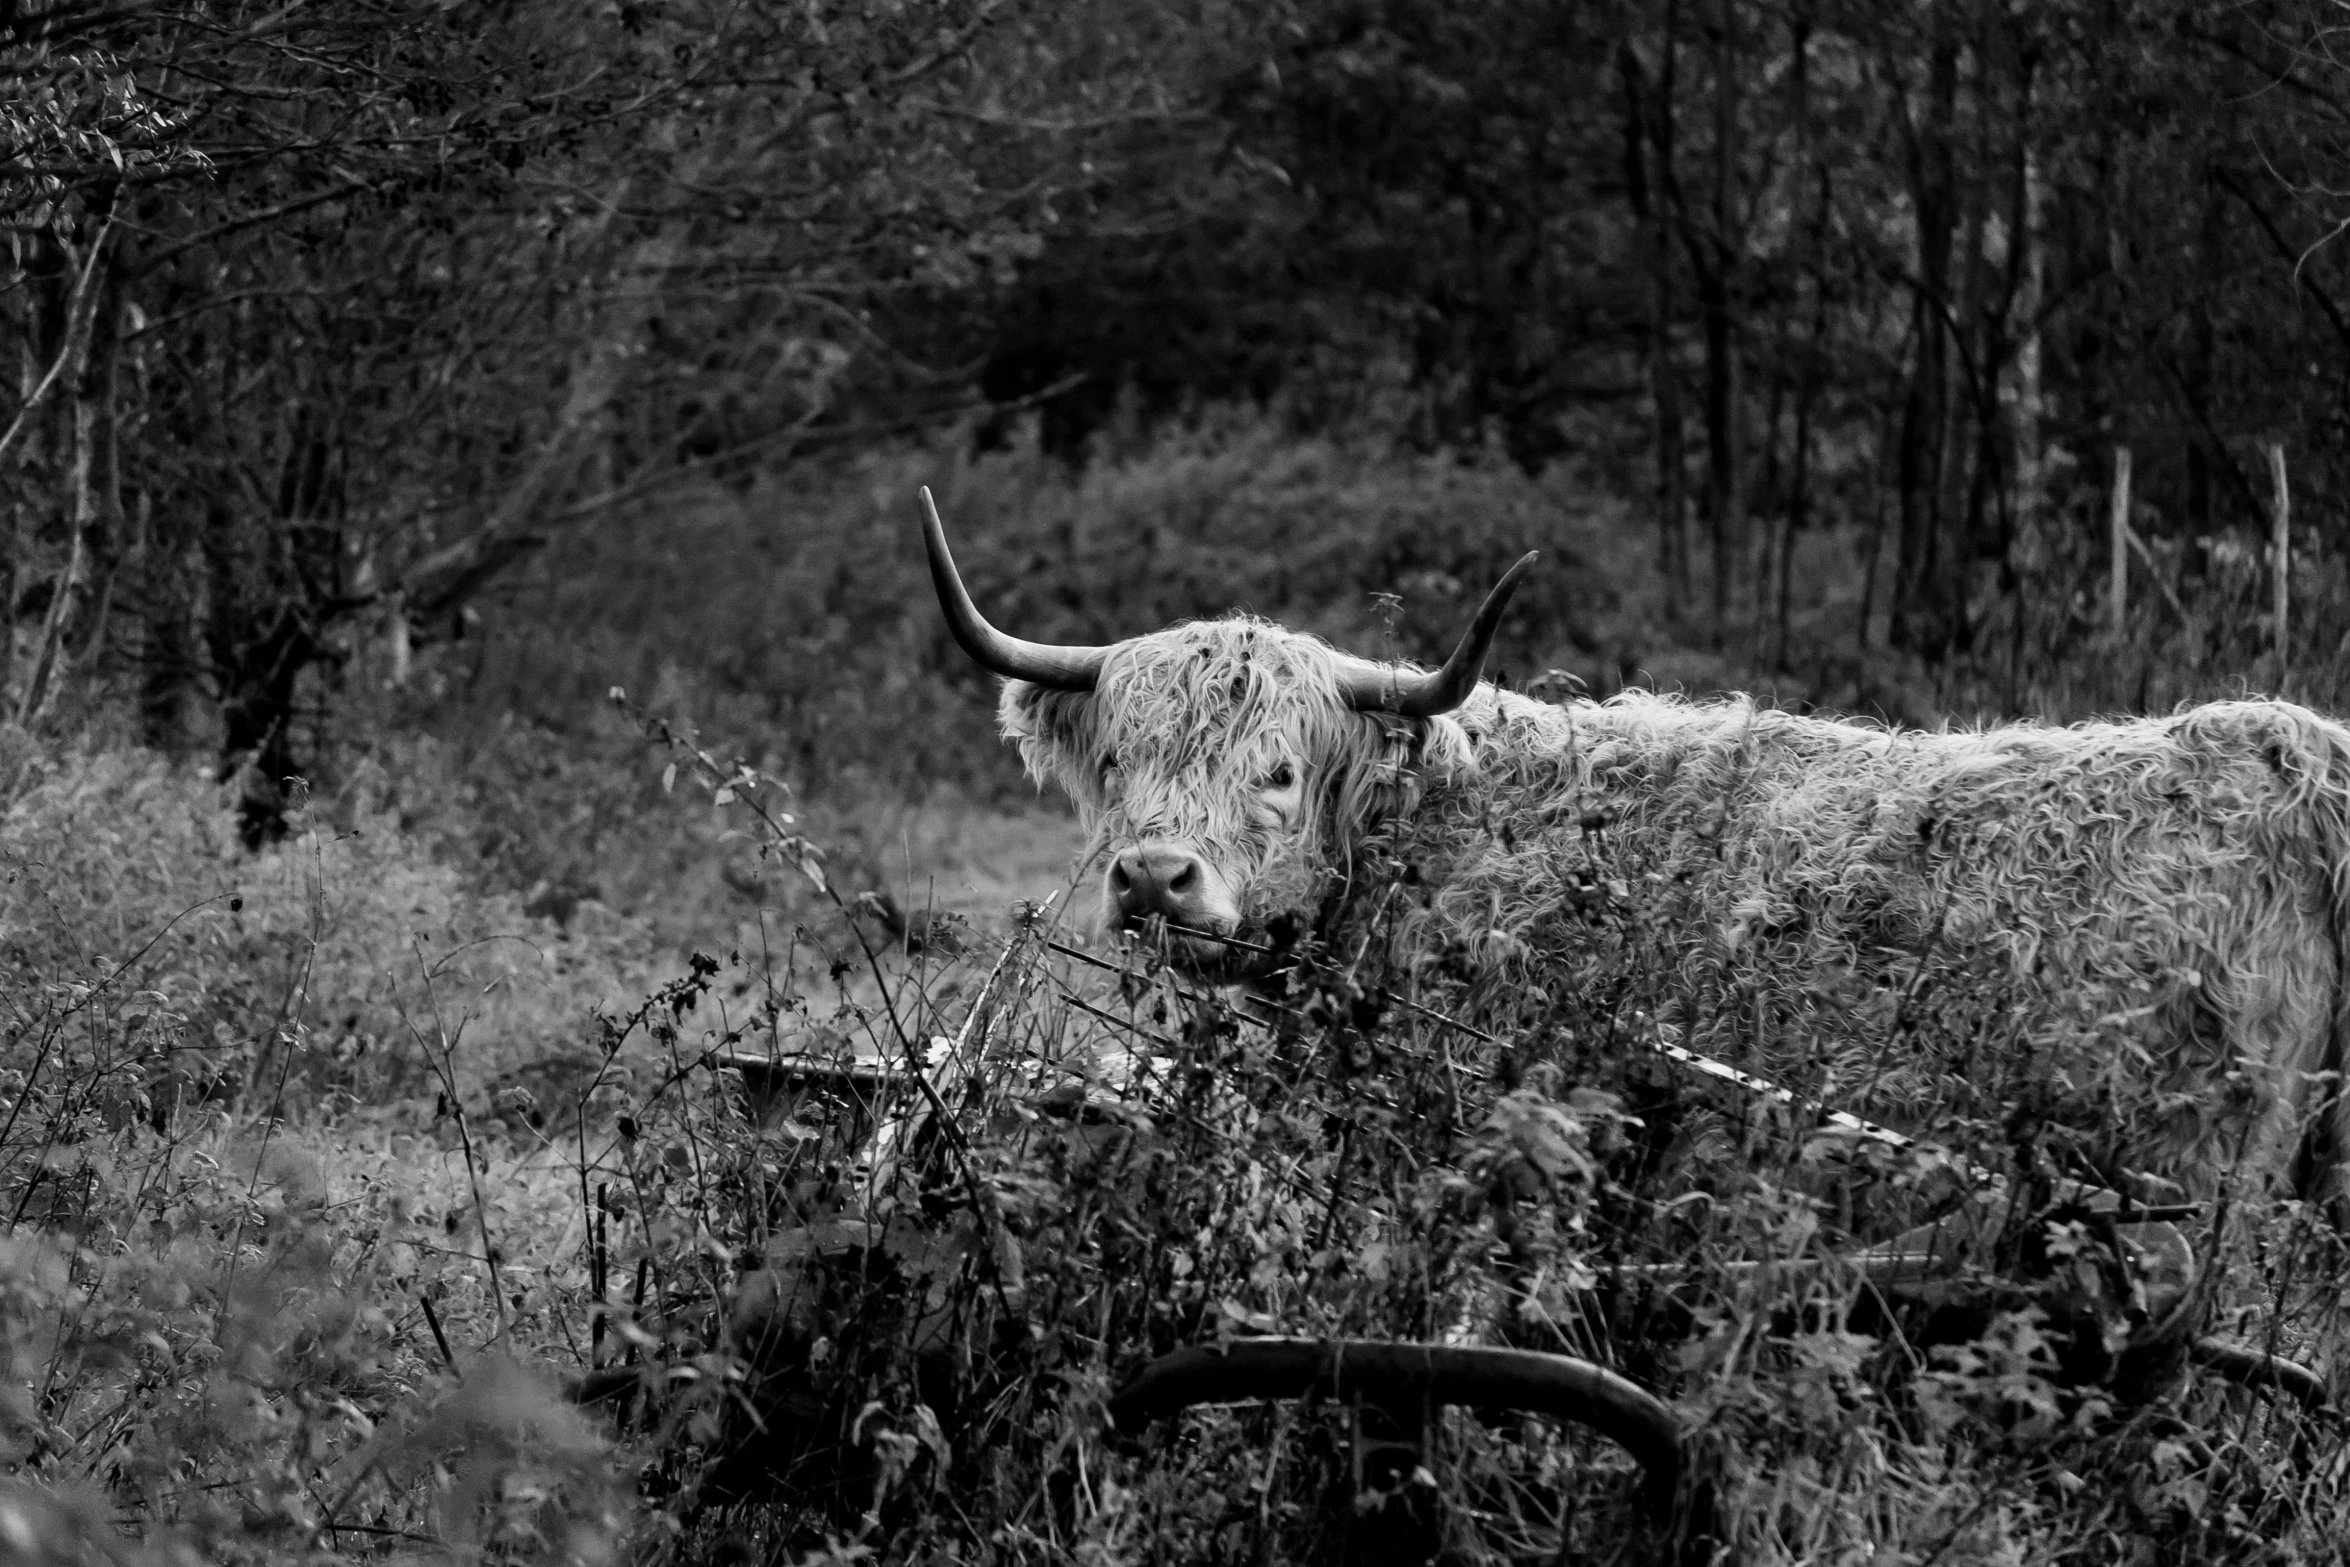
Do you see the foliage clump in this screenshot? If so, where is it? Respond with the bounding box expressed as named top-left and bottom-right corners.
top-left (544, 723), bottom-right (2350, 1565)
top-left (4, 674), bottom-right (2350, 1567)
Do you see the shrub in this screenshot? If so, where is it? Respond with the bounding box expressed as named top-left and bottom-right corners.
top-left (0, 739), bottom-right (653, 1564)
top-left (563, 719), bottom-right (2350, 1566)
top-left (1, 742), bottom-right (658, 1122)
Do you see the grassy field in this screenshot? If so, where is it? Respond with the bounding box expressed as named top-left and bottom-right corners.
top-left (6, 425), bottom-right (2350, 1565)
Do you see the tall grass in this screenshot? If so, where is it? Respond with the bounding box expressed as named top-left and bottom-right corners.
top-left (0, 747), bottom-right (657, 1565)
top-left (5, 714), bottom-right (2344, 1564)
top-left (558, 719), bottom-right (2350, 1564)
top-left (8, 417), bottom-right (2350, 1563)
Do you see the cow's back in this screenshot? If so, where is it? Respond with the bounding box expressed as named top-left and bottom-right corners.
top-left (1413, 690), bottom-right (2350, 1200)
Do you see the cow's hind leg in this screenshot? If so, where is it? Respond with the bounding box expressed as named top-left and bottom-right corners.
top-left (2224, 924), bottom-right (2349, 1224)
top-left (2204, 929), bottom-right (2338, 1211)
top-left (2290, 1001), bottom-right (2350, 1231)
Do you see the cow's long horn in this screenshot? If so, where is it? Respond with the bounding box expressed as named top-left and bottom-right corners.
top-left (921, 488), bottom-right (1109, 691)
top-left (1340, 551), bottom-right (1539, 718)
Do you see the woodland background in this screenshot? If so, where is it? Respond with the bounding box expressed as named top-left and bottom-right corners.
top-left (16, 0), bottom-right (2350, 830)
top-left (12, 1), bottom-right (2350, 1564)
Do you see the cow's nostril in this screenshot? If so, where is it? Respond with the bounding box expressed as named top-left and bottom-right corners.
top-left (1168, 862), bottom-right (1197, 893)
top-left (1109, 861), bottom-right (1131, 891)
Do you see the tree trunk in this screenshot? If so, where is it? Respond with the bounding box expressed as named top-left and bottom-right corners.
top-left (139, 526), bottom-right (204, 750)
top-left (1701, 0), bottom-right (1743, 633)
top-left (2184, 167), bottom-right (2222, 546)
top-left (1622, 28), bottom-right (1690, 616)
top-left (18, 398), bottom-right (96, 728)
top-left (0, 496), bottom-right (13, 706)
top-left (1776, 9), bottom-right (1819, 671)
top-left (1753, 352), bottom-right (1785, 652)
top-left (1890, 26), bottom-right (1960, 658)
top-left (2007, 140), bottom-right (2047, 578)
top-left (1933, 46), bottom-right (1991, 657)
top-left (3, 220), bottom-right (109, 719)
top-left (71, 268), bottom-right (126, 664)
top-left (0, 213), bottom-right (112, 470)
top-left (1781, 352), bottom-right (1814, 670)
top-left (17, 255), bottom-right (124, 728)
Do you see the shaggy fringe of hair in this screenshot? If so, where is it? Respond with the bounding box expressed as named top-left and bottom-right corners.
top-left (1000, 617), bottom-right (1472, 917)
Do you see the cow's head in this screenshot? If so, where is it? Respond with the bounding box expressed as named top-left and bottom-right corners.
top-left (922, 491), bottom-right (1534, 979)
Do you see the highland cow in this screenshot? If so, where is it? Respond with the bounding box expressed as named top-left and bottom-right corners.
top-left (921, 492), bottom-right (2350, 1204)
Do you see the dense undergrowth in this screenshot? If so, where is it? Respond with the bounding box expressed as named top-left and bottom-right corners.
top-left (7, 711), bottom-right (2347, 1566)
top-left (7, 422), bottom-right (2350, 1564)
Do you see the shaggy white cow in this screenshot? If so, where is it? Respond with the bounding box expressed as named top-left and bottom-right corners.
top-left (921, 493), bottom-right (2350, 1203)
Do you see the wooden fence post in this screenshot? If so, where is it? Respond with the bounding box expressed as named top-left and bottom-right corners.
top-left (2270, 442), bottom-right (2290, 674)
top-left (2110, 446), bottom-right (2132, 632)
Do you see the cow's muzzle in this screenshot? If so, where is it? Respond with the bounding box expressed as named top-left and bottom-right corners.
top-left (1106, 841), bottom-right (1241, 958)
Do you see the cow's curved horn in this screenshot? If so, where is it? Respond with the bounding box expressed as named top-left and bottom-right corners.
top-left (1340, 551), bottom-right (1539, 718)
top-left (922, 488), bottom-right (1109, 691)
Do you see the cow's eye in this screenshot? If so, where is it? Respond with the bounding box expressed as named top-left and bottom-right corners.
top-left (1265, 761), bottom-right (1295, 791)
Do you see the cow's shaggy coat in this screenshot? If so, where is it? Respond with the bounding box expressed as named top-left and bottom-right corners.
top-left (1003, 616), bottom-right (2350, 1201)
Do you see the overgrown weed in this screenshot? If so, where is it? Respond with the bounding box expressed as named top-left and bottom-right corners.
top-left (0, 744), bottom-right (647, 1565)
top-left (6, 695), bottom-right (2348, 1563)
top-left (558, 709), bottom-right (2350, 1566)
top-left (14, 414), bottom-right (2350, 1561)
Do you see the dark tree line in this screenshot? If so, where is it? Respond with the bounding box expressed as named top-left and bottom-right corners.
top-left (993, 0), bottom-right (2350, 667)
top-left (9, 0), bottom-right (2350, 823)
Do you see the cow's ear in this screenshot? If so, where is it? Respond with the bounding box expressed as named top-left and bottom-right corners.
top-left (997, 679), bottom-right (1047, 744)
top-left (1381, 716), bottom-right (1475, 809)
top-left (1332, 714), bottom-right (1471, 834)
top-left (1000, 681), bottom-right (1096, 795)
top-left (1417, 715), bottom-right (1476, 780)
